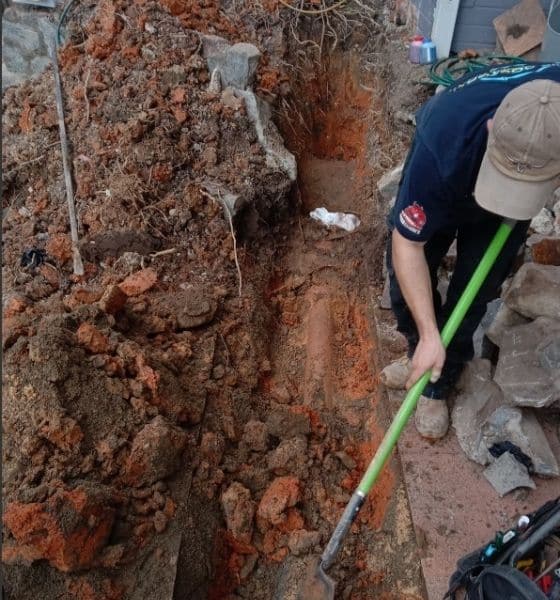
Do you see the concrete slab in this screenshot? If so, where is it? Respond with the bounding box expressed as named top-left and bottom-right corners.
top-left (391, 387), bottom-right (560, 600)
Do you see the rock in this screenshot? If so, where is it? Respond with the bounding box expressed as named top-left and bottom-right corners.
top-left (335, 451), bottom-right (357, 470)
top-left (76, 322), bottom-right (110, 354)
top-left (287, 529), bottom-right (321, 555)
top-left (46, 233), bottom-right (72, 263)
top-left (201, 34), bottom-right (231, 61)
top-left (472, 298), bottom-right (502, 358)
top-left (203, 180), bottom-right (244, 217)
top-left (266, 408), bottom-right (311, 439)
top-left (483, 452), bottom-right (536, 497)
top-left (452, 360), bottom-right (504, 465)
top-left (176, 286), bottom-right (217, 329)
top-left (221, 482), bottom-right (255, 544)
top-left (242, 420), bottom-right (269, 452)
top-left (119, 268), bottom-right (158, 297)
top-left (161, 65), bottom-right (187, 85)
top-left (2, 21), bottom-right (41, 59)
top-left (235, 89), bottom-right (297, 181)
top-left (379, 275), bottom-right (391, 309)
top-left (530, 237), bottom-right (560, 266)
top-left (485, 302), bottom-right (530, 348)
top-left (482, 406), bottom-right (559, 477)
top-left (530, 208), bottom-right (554, 235)
top-left (124, 416), bottom-right (188, 487)
top-left (377, 163), bottom-right (403, 203)
top-left (539, 337), bottom-right (560, 370)
top-left (63, 287), bottom-right (103, 310)
top-left (2, 485), bottom-right (115, 572)
top-left (503, 263), bottom-right (560, 320)
top-left (99, 285), bottom-right (127, 315)
top-left (266, 437), bottom-right (307, 474)
top-left (30, 56), bottom-right (51, 75)
top-left (257, 476), bottom-right (300, 530)
top-left (554, 198), bottom-right (560, 234)
top-left (203, 35), bottom-right (261, 90)
top-left (3, 293), bottom-right (29, 317)
top-left (494, 318), bottom-right (560, 408)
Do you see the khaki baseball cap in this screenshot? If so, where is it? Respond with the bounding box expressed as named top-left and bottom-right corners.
top-left (474, 79), bottom-right (560, 220)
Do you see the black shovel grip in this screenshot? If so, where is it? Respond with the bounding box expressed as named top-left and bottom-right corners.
top-left (320, 491), bottom-right (366, 571)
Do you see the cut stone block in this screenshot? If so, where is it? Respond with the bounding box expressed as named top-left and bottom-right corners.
top-left (494, 317), bottom-right (560, 408)
top-left (503, 263), bottom-right (560, 320)
top-left (482, 405), bottom-right (559, 477)
top-left (203, 36), bottom-right (261, 90)
top-left (483, 451), bottom-right (536, 497)
top-left (236, 89), bottom-right (296, 181)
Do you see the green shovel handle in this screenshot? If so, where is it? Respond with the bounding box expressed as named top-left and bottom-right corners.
top-left (357, 218), bottom-right (516, 495)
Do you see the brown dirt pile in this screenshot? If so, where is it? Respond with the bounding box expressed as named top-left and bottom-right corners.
top-left (2, 0), bottom-right (293, 597)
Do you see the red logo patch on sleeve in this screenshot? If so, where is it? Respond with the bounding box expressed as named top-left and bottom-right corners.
top-left (399, 202), bottom-right (426, 235)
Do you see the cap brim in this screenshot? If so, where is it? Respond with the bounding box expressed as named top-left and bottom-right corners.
top-left (474, 151), bottom-right (558, 220)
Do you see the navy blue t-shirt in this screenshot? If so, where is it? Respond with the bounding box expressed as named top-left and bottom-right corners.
top-left (394, 62), bottom-right (560, 242)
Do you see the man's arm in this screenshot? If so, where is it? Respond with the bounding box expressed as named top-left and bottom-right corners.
top-left (391, 228), bottom-right (446, 389)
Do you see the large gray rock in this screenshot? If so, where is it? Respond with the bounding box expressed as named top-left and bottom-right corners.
top-left (236, 89), bottom-right (297, 181)
top-left (494, 318), bottom-right (560, 408)
top-left (452, 359), bottom-right (503, 465)
top-left (485, 301), bottom-right (530, 348)
top-left (482, 405), bottom-right (559, 477)
top-left (203, 35), bottom-right (261, 90)
top-left (504, 263), bottom-right (560, 320)
top-left (452, 359), bottom-right (559, 477)
top-left (483, 451), bottom-right (536, 497)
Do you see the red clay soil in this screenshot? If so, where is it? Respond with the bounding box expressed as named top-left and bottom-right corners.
top-left (2, 1), bottom-right (426, 598)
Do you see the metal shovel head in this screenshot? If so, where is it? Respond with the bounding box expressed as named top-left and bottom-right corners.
top-left (275, 556), bottom-right (335, 600)
top-left (297, 557), bottom-right (335, 600)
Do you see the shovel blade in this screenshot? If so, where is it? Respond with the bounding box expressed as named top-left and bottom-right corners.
top-left (275, 556), bottom-right (335, 600)
top-left (296, 558), bottom-right (335, 600)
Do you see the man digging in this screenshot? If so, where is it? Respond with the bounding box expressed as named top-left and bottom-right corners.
top-left (381, 63), bottom-right (560, 440)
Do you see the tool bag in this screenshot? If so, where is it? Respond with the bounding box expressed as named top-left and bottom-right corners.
top-left (445, 497), bottom-right (560, 600)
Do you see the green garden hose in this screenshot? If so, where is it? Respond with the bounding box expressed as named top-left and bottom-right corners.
top-left (423, 55), bottom-right (527, 88)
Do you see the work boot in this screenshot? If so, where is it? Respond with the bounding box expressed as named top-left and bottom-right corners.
top-left (380, 355), bottom-right (411, 390)
top-left (414, 396), bottom-right (449, 440)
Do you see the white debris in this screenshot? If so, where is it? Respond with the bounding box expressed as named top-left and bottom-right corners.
top-left (309, 207), bottom-right (361, 232)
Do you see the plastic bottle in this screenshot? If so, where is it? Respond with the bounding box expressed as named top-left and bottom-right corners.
top-left (408, 35), bottom-right (424, 64)
top-left (420, 38), bottom-right (437, 64)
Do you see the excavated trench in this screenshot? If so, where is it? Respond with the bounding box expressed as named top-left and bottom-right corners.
top-left (207, 50), bottom-right (426, 599)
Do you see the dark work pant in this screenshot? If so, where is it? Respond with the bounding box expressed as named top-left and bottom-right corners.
top-left (386, 210), bottom-right (530, 400)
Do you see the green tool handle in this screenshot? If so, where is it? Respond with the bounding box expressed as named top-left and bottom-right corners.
top-left (320, 219), bottom-right (515, 572)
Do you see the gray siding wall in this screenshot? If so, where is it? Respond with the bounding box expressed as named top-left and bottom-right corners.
top-left (411, 0), bottom-right (552, 52)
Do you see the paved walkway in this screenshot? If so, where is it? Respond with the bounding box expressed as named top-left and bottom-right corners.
top-left (389, 387), bottom-right (560, 599)
top-left (2, 2), bottom-right (60, 90)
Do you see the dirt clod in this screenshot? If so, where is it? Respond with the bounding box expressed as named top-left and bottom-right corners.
top-left (123, 416), bottom-right (187, 487)
top-left (221, 482), bottom-right (255, 544)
